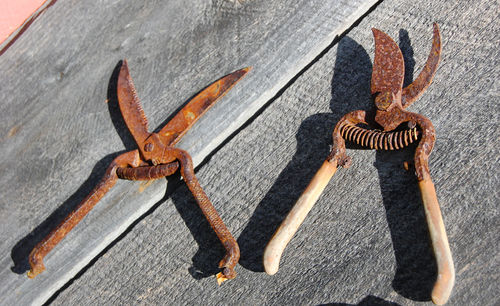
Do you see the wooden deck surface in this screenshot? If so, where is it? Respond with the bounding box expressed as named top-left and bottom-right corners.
top-left (0, 0), bottom-right (498, 305)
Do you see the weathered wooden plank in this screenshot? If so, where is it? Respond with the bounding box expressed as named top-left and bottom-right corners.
top-left (0, 0), bottom-right (379, 304)
top-left (50, 0), bottom-right (499, 305)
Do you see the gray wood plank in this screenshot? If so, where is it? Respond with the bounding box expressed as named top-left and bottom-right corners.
top-left (0, 0), bottom-right (379, 304)
top-left (50, 0), bottom-right (499, 305)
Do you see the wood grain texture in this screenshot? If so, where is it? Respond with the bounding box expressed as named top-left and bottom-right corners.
top-left (0, 0), bottom-right (380, 304)
top-left (50, 0), bottom-right (499, 305)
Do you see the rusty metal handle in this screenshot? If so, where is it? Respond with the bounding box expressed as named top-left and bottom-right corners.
top-left (172, 148), bottom-right (240, 284)
top-left (263, 160), bottom-right (338, 275)
top-left (28, 150), bottom-right (141, 278)
top-left (418, 178), bottom-right (455, 305)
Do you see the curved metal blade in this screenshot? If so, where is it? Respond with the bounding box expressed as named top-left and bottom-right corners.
top-left (371, 28), bottom-right (405, 96)
top-left (402, 23), bottom-right (442, 108)
top-left (117, 59), bottom-right (150, 148)
top-left (159, 67), bottom-right (251, 146)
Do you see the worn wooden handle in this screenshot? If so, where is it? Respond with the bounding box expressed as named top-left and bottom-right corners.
top-left (263, 160), bottom-right (338, 275)
top-left (418, 178), bottom-right (455, 305)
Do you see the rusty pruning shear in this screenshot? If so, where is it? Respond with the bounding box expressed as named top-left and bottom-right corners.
top-left (28, 60), bottom-right (250, 284)
top-left (263, 24), bottom-right (454, 304)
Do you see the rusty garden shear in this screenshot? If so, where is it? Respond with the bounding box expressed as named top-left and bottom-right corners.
top-left (28, 60), bottom-right (250, 284)
top-left (263, 24), bottom-right (454, 304)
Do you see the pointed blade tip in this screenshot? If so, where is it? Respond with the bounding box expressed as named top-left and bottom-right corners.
top-left (121, 58), bottom-right (129, 69)
top-left (232, 66), bottom-right (252, 79)
top-left (119, 59), bottom-right (130, 80)
top-left (371, 28), bottom-right (383, 37)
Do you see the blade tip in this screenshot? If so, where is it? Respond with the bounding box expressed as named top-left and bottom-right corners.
top-left (371, 28), bottom-right (381, 35)
top-left (239, 66), bottom-right (252, 76)
top-left (230, 66), bottom-right (252, 80)
top-left (119, 59), bottom-right (130, 77)
top-left (432, 22), bottom-right (441, 37)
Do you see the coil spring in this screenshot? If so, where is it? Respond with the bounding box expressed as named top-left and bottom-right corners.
top-left (116, 162), bottom-right (179, 180)
top-left (340, 123), bottom-right (420, 150)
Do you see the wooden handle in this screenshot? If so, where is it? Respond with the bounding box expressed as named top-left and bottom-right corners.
top-left (263, 160), bottom-right (338, 275)
top-left (418, 179), bottom-right (455, 305)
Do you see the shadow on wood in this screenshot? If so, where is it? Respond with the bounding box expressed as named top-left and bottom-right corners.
top-left (236, 36), bottom-right (375, 272)
top-left (237, 112), bottom-right (337, 272)
top-left (320, 294), bottom-right (401, 305)
top-left (399, 29), bottom-right (416, 89)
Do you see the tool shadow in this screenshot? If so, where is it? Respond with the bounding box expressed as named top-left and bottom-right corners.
top-left (10, 61), bottom-right (138, 275)
top-left (236, 36), bottom-right (373, 272)
top-left (237, 33), bottom-right (436, 301)
top-left (319, 294), bottom-right (401, 305)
